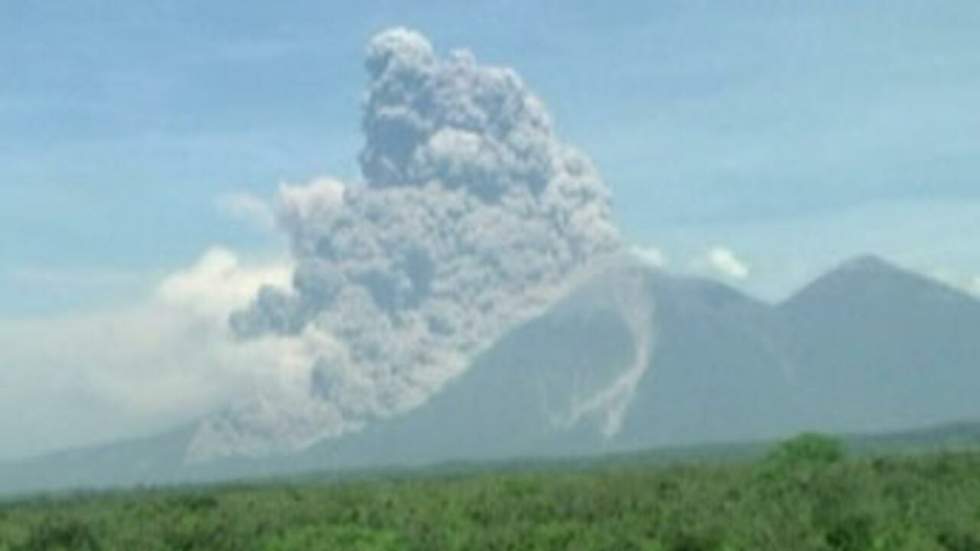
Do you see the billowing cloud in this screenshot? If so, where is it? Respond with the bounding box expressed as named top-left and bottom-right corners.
top-left (0, 249), bottom-right (293, 459)
top-left (158, 248), bottom-right (290, 318)
top-left (705, 247), bottom-right (750, 280)
top-left (191, 28), bottom-right (622, 460)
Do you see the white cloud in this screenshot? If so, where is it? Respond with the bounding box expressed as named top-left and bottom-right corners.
top-left (215, 192), bottom-right (277, 231)
top-left (629, 245), bottom-right (668, 268)
top-left (705, 247), bottom-right (750, 280)
top-left (648, 197), bottom-right (980, 302)
top-left (157, 247), bottom-right (291, 318)
top-left (925, 268), bottom-right (980, 297)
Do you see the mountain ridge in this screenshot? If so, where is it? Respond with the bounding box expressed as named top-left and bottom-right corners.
top-left (5, 254), bottom-right (980, 495)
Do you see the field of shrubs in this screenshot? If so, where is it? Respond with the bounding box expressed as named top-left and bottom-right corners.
top-left (2, 434), bottom-right (980, 550)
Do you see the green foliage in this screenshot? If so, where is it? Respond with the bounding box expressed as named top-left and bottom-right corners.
top-left (11, 517), bottom-right (100, 551)
top-left (765, 433), bottom-right (845, 468)
top-left (0, 434), bottom-right (979, 550)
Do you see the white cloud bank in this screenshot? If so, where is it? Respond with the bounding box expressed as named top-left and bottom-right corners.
top-left (0, 249), bottom-right (293, 459)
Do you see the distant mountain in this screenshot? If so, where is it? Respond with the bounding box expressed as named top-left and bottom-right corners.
top-left (4, 255), bottom-right (980, 495)
top-left (0, 425), bottom-right (195, 496)
top-left (780, 254), bottom-right (980, 434)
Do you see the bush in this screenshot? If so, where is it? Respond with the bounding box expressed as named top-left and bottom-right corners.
top-left (13, 518), bottom-right (100, 551)
top-left (771, 433), bottom-right (845, 465)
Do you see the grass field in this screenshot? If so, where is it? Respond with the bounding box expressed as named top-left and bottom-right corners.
top-left (2, 434), bottom-right (980, 550)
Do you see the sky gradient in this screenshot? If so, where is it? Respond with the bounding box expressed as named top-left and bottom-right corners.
top-left (4, 1), bottom-right (980, 314)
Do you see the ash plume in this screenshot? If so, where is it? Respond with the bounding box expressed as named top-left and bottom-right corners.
top-left (188, 28), bottom-right (622, 461)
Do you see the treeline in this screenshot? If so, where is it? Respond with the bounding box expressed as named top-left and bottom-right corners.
top-left (2, 434), bottom-right (979, 550)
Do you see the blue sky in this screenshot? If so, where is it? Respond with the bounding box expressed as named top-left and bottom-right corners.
top-left (4, 1), bottom-right (980, 316)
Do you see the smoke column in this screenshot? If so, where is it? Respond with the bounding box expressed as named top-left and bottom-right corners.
top-left (187, 28), bottom-right (623, 461)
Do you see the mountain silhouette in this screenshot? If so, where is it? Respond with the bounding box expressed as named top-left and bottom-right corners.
top-left (4, 255), bottom-right (980, 494)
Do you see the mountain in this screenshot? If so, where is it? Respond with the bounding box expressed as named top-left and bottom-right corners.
top-left (297, 265), bottom-right (799, 467)
top-left (617, 272), bottom-right (800, 446)
top-left (0, 425), bottom-right (195, 496)
top-left (4, 255), bottom-right (980, 495)
top-left (780, 255), bottom-right (980, 434)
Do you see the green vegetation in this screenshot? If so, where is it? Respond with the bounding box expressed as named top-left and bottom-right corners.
top-left (3, 435), bottom-right (980, 550)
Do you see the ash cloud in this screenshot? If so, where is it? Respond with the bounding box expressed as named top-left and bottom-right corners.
top-left (189, 28), bottom-right (622, 461)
